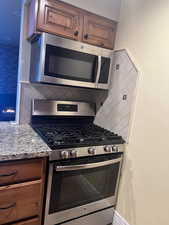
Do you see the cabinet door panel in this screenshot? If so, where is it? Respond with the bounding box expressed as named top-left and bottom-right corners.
top-left (83, 14), bottom-right (117, 49)
top-left (37, 0), bottom-right (82, 40)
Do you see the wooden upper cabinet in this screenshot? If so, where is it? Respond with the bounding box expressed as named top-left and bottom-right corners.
top-left (28, 0), bottom-right (117, 49)
top-left (82, 14), bottom-right (117, 49)
top-left (37, 0), bottom-right (82, 40)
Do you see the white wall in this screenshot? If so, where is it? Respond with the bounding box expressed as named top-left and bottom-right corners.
top-left (115, 1), bottom-right (169, 225)
top-left (61, 0), bottom-right (121, 21)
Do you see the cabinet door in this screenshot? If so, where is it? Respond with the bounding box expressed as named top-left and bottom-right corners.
top-left (82, 14), bottom-right (117, 49)
top-left (37, 0), bottom-right (82, 40)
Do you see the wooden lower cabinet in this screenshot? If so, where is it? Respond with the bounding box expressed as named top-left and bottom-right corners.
top-left (0, 158), bottom-right (46, 225)
top-left (0, 159), bottom-right (43, 186)
top-left (0, 181), bottom-right (41, 224)
top-left (12, 218), bottom-right (40, 225)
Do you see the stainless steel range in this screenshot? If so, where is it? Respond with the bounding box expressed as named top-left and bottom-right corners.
top-left (31, 100), bottom-right (125, 225)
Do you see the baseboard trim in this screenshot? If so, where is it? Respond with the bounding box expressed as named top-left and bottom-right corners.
top-left (112, 210), bottom-right (130, 225)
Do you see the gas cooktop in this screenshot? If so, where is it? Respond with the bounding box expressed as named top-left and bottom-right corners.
top-left (33, 123), bottom-right (124, 150)
top-left (31, 100), bottom-right (125, 161)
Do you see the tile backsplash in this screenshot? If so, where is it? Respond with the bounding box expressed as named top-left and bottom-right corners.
top-left (95, 49), bottom-right (139, 142)
top-left (112, 210), bottom-right (130, 225)
top-left (18, 82), bottom-right (107, 124)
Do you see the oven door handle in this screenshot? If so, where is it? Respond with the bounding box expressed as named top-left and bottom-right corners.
top-left (95, 56), bottom-right (102, 87)
top-left (55, 157), bottom-right (122, 171)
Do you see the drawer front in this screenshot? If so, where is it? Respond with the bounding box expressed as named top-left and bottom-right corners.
top-left (12, 218), bottom-right (40, 225)
top-left (0, 181), bottom-right (41, 225)
top-left (0, 159), bottom-right (43, 186)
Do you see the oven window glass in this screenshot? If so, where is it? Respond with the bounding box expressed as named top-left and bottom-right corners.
top-left (49, 161), bottom-right (120, 214)
top-left (45, 45), bottom-right (98, 83)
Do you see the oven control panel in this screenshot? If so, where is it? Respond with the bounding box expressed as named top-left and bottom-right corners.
top-left (50, 144), bottom-right (124, 161)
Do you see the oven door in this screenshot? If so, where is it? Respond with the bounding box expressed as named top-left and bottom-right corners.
top-left (37, 34), bottom-right (113, 89)
top-left (44, 154), bottom-right (123, 225)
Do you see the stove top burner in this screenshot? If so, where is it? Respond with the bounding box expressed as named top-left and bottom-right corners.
top-left (33, 123), bottom-right (124, 149)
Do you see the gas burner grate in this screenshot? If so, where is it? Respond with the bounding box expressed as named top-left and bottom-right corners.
top-left (33, 123), bottom-right (124, 149)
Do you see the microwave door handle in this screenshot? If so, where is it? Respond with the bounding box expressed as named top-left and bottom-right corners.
top-left (55, 157), bottom-right (122, 171)
top-left (95, 56), bottom-right (102, 86)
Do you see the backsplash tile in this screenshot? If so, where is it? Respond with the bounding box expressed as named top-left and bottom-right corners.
top-left (112, 210), bottom-right (130, 225)
top-left (95, 49), bottom-right (139, 142)
top-left (18, 82), bottom-right (107, 123)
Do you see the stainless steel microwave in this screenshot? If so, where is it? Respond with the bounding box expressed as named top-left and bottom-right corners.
top-left (30, 33), bottom-right (114, 89)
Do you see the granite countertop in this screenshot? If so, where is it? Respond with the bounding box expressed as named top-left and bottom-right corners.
top-left (0, 122), bottom-right (51, 162)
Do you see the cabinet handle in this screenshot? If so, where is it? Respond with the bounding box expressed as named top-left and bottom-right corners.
top-left (0, 203), bottom-right (16, 210)
top-left (74, 31), bottom-right (79, 36)
top-left (84, 34), bottom-right (88, 39)
top-left (0, 171), bottom-right (17, 177)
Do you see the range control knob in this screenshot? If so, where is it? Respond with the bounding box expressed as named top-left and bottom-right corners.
top-left (88, 147), bottom-right (96, 155)
top-left (112, 145), bottom-right (119, 152)
top-left (70, 150), bottom-right (77, 158)
top-left (61, 151), bottom-right (69, 159)
top-left (104, 146), bottom-right (112, 153)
